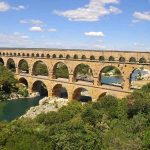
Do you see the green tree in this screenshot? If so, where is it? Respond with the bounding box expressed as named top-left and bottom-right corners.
top-left (76, 64), bottom-right (92, 75)
top-left (55, 63), bottom-right (69, 78)
top-left (33, 62), bottom-right (48, 76)
top-left (19, 61), bottom-right (29, 72)
top-left (0, 65), bottom-right (17, 95)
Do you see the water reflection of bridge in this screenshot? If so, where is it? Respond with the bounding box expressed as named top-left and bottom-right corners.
top-left (0, 48), bottom-right (150, 101)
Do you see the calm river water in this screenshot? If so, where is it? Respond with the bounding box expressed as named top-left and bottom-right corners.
top-left (0, 97), bottom-right (41, 121)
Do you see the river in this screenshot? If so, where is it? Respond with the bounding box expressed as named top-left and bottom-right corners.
top-left (101, 76), bottom-right (123, 85)
top-left (0, 97), bottom-right (42, 122)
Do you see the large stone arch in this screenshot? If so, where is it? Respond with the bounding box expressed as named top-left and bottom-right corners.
top-left (52, 62), bottom-right (69, 79)
top-left (99, 65), bottom-right (124, 87)
top-left (52, 84), bottom-right (68, 99)
top-left (6, 58), bottom-right (16, 72)
top-left (72, 87), bottom-right (92, 102)
top-left (18, 59), bottom-right (29, 74)
top-left (129, 66), bottom-right (150, 89)
top-left (97, 92), bottom-right (107, 101)
top-left (73, 63), bottom-right (94, 83)
top-left (32, 80), bottom-right (48, 96)
top-left (32, 60), bottom-right (49, 76)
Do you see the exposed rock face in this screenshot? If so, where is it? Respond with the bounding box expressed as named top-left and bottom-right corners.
top-left (21, 97), bottom-right (68, 119)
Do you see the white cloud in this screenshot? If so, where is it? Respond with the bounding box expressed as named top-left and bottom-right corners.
top-left (12, 5), bottom-right (25, 11)
top-left (0, 1), bottom-right (10, 12)
top-left (54, 0), bottom-right (121, 21)
top-left (133, 11), bottom-right (150, 22)
top-left (0, 1), bottom-right (25, 12)
top-left (0, 32), bottom-right (30, 47)
top-left (84, 31), bottom-right (104, 37)
top-left (134, 42), bottom-right (144, 47)
top-left (20, 19), bottom-right (45, 26)
top-left (29, 26), bottom-right (43, 32)
top-left (109, 6), bottom-right (122, 14)
top-left (48, 28), bottom-right (57, 32)
top-left (20, 35), bottom-right (29, 39)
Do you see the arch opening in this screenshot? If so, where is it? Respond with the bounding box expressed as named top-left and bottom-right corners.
top-left (32, 81), bottom-right (48, 96)
top-left (73, 88), bottom-right (92, 102)
top-left (99, 56), bottom-right (105, 62)
top-left (130, 67), bottom-right (150, 89)
top-left (97, 92), bottom-right (107, 101)
top-left (82, 55), bottom-right (86, 60)
top-left (90, 55), bottom-right (95, 60)
top-left (59, 54), bottom-right (63, 59)
top-left (139, 57), bottom-right (146, 64)
top-left (41, 54), bottom-right (44, 57)
top-left (109, 56), bottom-right (115, 62)
top-left (73, 64), bottom-right (93, 83)
top-left (7, 58), bottom-right (16, 72)
top-left (22, 53), bottom-right (25, 57)
top-left (52, 54), bottom-right (56, 58)
top-left (32, 61), bottom-right (48, 76)
top-left (18, 78), bottom-right (28, 87)
top-left (119, 57), bottom-right (125, 63)
top-left (100, 66), bottom-right (123, 87)
top-left (66, 54), bottom-right (70, 59)
top-left (74, 54), bottom-right (78, 59)
top-left (36, 54), bottom-right (39, 57)
top-left (129, 57), bottom-right (136, 63)
top-left (52, 84), bottom-right (68, 99)
top-left (53, 62), bottom-right (69, 79)
top-left (0, 58), bottom-right (4, 65)
top-left (18, 59), bottom-right (29, 74)
top-left (47, 54), bottom-right (50, 58)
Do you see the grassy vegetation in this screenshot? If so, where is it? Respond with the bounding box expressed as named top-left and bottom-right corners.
top-left (0, 83), bottom-right (150, 149)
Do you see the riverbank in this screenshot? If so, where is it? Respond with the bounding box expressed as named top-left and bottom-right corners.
top-left (131, 80), bottom-right (150, 89)
top-left (102, 73), bottom-right (121, 77)
top-left (7, 92), bottom-right (40, 101)
top-left (21, 97), bottom-right (68, 119)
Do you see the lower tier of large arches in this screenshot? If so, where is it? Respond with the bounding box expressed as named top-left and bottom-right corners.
top-left (16, 75), bottom-right (131, 102)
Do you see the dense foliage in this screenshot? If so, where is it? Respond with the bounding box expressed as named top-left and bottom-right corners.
top-left (17, 84), bottom-right (29, 97)
top-left (33, 62), bottom-right (48, 76)
top-left (0, 65), bottom-right (18, 100)
top-left (0, 84), bottom-right (150, 149)
top-left (19, 61), bottom-right (29, 73)
top-left (55, 63), bottom-right (69, 78)
top-left (76, 64), bottom-right (92, 75)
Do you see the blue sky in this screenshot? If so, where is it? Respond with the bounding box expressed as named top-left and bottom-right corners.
top-left (0, 0), bottom-right (150, 51)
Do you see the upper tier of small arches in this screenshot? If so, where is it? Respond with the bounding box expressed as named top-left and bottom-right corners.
top-left (0, 51), bottom-right (148, 64)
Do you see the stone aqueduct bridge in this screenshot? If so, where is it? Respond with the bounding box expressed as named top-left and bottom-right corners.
top-left (0, 48), bottom-right (150, 101)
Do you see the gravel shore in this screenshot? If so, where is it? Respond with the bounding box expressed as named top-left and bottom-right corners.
top-left (21, 97), bottom-right (68, 119)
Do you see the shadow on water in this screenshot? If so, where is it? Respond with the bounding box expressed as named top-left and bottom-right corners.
top-left (0, 97), bottom-right (42, 122)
